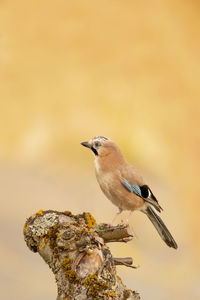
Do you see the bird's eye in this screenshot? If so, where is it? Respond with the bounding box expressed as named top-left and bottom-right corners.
top-left (94, 141), bottom-right (101, 148)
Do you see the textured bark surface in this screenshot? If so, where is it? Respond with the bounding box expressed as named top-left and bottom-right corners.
top-left (23, 210), bottom-right (140, 300)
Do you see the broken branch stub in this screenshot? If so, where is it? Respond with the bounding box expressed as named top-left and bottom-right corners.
top-left (23, 210), bottom-right (140, 300)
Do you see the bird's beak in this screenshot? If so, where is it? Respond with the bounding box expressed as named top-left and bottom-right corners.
top-left (81, 141), bottom-right (91, 149)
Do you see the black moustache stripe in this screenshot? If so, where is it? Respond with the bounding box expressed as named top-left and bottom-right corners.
top-left (91, 147), bottom-right (98, 156)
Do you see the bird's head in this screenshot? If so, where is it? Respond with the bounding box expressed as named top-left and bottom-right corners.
top-left (81, 136), bottom-right (122, 157)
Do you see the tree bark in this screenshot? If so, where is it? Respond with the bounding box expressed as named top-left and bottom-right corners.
top-left (23, 210), bottom-right (140, 300)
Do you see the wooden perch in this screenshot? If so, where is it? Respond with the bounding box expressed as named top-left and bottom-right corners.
top-left (94, 223), bottom-right (134, 243)
top-left (23, 210), bottom-right (140, 300)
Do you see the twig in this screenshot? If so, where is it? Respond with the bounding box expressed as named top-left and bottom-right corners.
top-left (94, 223), bottom-right (134, 243)
top-left (113, 257), bottom-right (139, 269)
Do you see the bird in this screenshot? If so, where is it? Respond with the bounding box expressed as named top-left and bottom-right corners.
top-left (81, 136), bottom-right (178, 249)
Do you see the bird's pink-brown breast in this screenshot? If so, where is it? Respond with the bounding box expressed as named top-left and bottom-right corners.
top-left (95, 159), bottom-right (145, 211)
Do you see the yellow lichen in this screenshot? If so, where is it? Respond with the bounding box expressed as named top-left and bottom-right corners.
top-left (84, 273), bottom-right (109, 297)
top-left (47, 225), bottom-right (60, 249)
top-left (61, 257), bottom-right (71, 270)
top-left (61, 257), bottom-right (79, 283)
top-left (57, 233), bottom-right (61, 239)
top-left (128, 289), bottom-right (136, 294)
top-left (44, 236), bottom-right (49, 243)
top-left (108, 291), bottom-right (115, 297)
top-left (23, 220), bottom-right (29, 231)
top-left (84, 212), bottom-right (96, 228)
top-left (37, 209), bottom-right (44, 216)
top-left (117, 275), bottom-right (122, 283)
top-left (39, 242), bottom-right (44, 249)
top-left (23, 225), bottom-right (29, 231)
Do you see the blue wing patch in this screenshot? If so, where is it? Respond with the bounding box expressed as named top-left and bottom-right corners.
top-left (122, 178), bottom-right (142, 197)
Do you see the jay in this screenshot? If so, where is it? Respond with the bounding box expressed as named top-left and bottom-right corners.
top-left (81, 136), bottom-right (178, 249)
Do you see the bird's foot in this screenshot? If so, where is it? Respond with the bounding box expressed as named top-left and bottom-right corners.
top-left (119, 219), bottom-right (129, 226)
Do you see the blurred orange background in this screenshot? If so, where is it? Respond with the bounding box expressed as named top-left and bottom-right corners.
top-left (0, 1), bottom-right (200, 299)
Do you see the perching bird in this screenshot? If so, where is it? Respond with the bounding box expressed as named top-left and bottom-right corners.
top-left (81, 136), bottom-right (178, 249)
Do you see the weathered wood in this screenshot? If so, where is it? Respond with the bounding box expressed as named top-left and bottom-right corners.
top-left (94, 223), bottom-right (134, 243)
top-left (23, 210), bottom-right (140, 300)
top-left (113, 257), bottom-right (139, 269)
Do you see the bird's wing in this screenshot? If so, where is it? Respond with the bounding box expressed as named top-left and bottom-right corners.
top-left (120, 165), bottom-right (162, 212)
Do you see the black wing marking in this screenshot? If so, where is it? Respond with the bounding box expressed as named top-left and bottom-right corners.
top-left (140, 185), bottom-right (163, 212)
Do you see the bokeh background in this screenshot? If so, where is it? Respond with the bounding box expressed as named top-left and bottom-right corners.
top-left (0, 1), bottom-right (200, 299)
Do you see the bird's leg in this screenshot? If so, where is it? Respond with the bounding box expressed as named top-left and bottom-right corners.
top-left (110, 210), bottom-right (122, 225)
top-left (120, 210), bottom-right (134, 225)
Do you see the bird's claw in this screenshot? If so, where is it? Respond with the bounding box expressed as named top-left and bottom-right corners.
top-left (120, 219), bottom-right (129, 226)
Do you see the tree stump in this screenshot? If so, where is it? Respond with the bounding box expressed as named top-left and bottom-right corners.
top-left (23, 210), bottom-right (140, 300)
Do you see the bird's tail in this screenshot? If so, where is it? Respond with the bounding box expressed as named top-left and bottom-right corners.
top-left (145, 206), bottom-right (178, 249)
